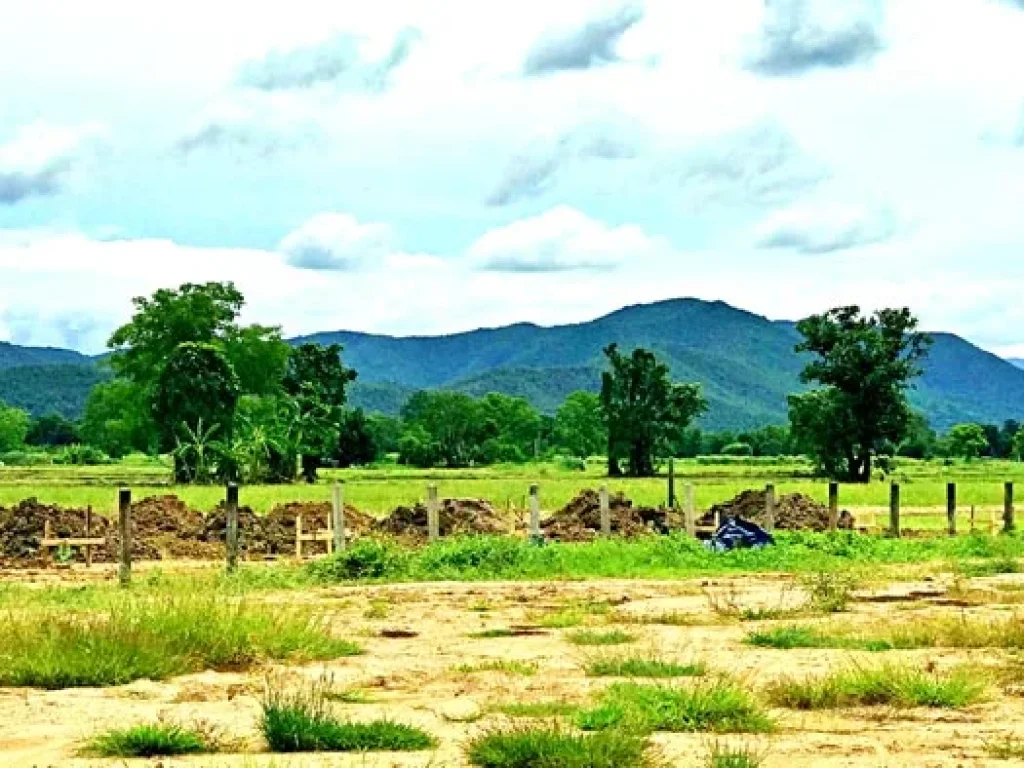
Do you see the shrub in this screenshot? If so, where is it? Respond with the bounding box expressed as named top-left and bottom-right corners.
top-left (82, 722), bottom-right (217, 758)
top-left (467, 726), bottom-right (653, 768)
top-left (308, 538), bottom-right (410, 580)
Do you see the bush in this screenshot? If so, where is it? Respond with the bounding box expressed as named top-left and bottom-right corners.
top-left (82, 722), bottom-right (217, 757)
top-left (52, 444), bottom-right (112, 466)
top-left (721, 443), bottom-right (754, 457)
top-left (308, 539), bottom-right (410, 580)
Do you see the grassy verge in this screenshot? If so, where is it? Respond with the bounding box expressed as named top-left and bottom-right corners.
top-left (0, 593), bottom-right (360, 689)
top-left (764, 664), bottom-right (984, 709)
top-left (578, 681), bottom-right (775, 735)
top-left (261, 677), bottom-right (436, 753)
top-left (81, 722), bottom-right (219, 758)
top-left (467, 726), bottom-right (655, 768)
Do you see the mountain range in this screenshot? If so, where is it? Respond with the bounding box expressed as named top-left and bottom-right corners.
top-left (2, 299), bottom-right (1024, 432)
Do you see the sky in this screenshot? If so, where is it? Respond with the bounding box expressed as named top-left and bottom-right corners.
top-left (2, 0), bottom-right (1024, 355)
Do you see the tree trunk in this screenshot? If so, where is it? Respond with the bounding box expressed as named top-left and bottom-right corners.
top-left (300, 454), bottom-right (319, 484)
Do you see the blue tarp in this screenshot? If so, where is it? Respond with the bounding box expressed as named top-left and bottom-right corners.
top-left (705, 516), bottom-right (775, 552)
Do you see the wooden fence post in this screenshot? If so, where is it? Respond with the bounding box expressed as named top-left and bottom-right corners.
top-left (947, 482), bottom-right (957, 536)
top-left (599, 486), bottom-right (611, 536)
top-left (427, 484), bottom-right (440, 543)
top-left (332, 482), bottom-right (346, 552)
top-left (85, 506), bottom-right (93, 567)
top-left (1005, 482), bottom-right (1015, 534)
top-left (667, 458), bottom-right (676, 509)
top-left (118, 488), bottom-right (131, 587)
top-left (764, 484), bottom-right (776, 532)
top-left (225, 483), bottom-right (239, 573)
top-left (529, 484), bottom-right (541, 542)
top-left (685, 484), bottom-right (696, 537)
top-left (889, 482), bottom-right (901, 539)
top-left (828, 483), bottom-right (839, 531)
top-left (295, 515), bottom-right (304, 559)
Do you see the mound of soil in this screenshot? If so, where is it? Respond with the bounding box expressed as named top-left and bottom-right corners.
top-left (204, 502), bottom-right (267, 554)
top-left (0, 498), bottom-right (111, 563)
top-left (702, 489), bottom-right (854, 532)
top-left (107, 495), bottom-right (214, 560)
top-left (541, 489), bottom-right (682, 542)
top-left (375, 499), bottom-right (510, 539)
top-left (263, 502), bottom-right (376, 555)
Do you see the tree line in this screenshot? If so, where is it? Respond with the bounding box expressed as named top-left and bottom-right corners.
top-left (1, 281), bottom-right (1020, 482)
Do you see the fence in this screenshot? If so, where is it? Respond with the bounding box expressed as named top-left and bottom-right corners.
top-left (14, 476), bottom-right (1019, 586)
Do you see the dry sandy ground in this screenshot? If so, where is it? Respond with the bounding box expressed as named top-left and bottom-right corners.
top-left (3, 569), bottom-right (1024, 767)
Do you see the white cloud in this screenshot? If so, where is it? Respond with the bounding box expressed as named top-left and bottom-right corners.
top-left (754, 201), bottom-right (898, 254)
top-left (468, 206), bottom-right (667, 272)
top-left (0, 122), bottom-right (107, 205)
top-left (279, 213), bottom-right (397, 271)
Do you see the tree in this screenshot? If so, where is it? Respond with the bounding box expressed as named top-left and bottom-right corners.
top-left (366, 414), bottom-right (403, 458)
top-left (946, 423), bottom-right (989, 461)
top-left (26, 414), bottom-right (79, 446)
top-left (336, 409), bottom-right (377, 467)
top-left (788, 306), bottom-right (931, 482)
top-left (222, 325), bottom-right (291, 397)
top-left (153, 343), bottom-right (240, 481)
top-left (80, 379), bottom-right (157, 458)
top-left (400, 391), bottom-right (484, 467)
top-left (554, 391), bottom-right (606, 459)
top-left (897, 412), bottom-right (937, 459)
top-left (599, 344), bottom-right (707, 477)
top-left (0, 401), bottom-right (30, 452)
top-left (477, 392), bottom-right (541, 462)
top-left (283, 343), bottom-right (357, 482)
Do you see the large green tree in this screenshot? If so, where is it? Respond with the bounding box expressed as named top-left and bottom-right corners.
top-left (599, 344), bottom-right (707, 477)
top-left (553, 391), bottom-right (606, 459)
top-left (788, 306), bottom-right (931, 482)
top-left (945, 423), bottom-right (989, 461)
top-left (26, 413), bottom-right (79, 447)
top-left (283, 343), bottom-right (357, 482)
top-left (399, 390), bottom-right (484, 468)
top-left (0, 401), bottom-right (30, 452)
top-left (153, 343), bottom-right (240, 482)
top-left (477, 392), bottom-right (541, 463)
top-left (80, 379), bottom-right (157, 458)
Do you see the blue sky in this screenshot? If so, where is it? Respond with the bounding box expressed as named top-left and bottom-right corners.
top-left (2, 0), bottom-right (1024, 355)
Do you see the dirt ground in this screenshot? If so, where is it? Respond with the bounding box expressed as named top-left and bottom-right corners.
top-left (3, 568), bottom-right (1024, 767)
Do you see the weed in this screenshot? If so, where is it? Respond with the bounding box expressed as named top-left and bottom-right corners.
top-left (986, 736), bottom-right (1024, 759)
top-left (261, 676), bottom-right (436, 753)
top-left (363, 599), bottom-right (391, 620)
top-left (614, 611), bottom-right (707, 627)
top-left (566, 629), bottom-right (636, 647)
top-left (800, 571), bottom-right (859, 613)
top-left (471, 629), bottom-right (517, 639)
top-left (586, 653), bottom-right (706, 679)
top-left (578, 681), bottom-right (775, 734)
top-left (496, 701), bottom-right (581, 718)
top-left (534, 610), bottom-right (586, 629)
top-left (456, 660), bottom-right (539, 677)
top-left (467, 725), bottom-right (654, 768)
top-left (325, 687), bottom-right (374, 704)
top-left (706, 741), bottom-right (767, 768)
top-left (82, 722), bottom-right (218, 758)
top-left (764, 664), bottom-right (984, 709)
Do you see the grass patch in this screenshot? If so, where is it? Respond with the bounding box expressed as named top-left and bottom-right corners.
top-left (586, 653), bottom-right (706, 679)
top-left (456, 660), bottom-right (539, 677)
top-left (614, 611), bottom-right (709, 627)
top-left (324, 687), bottom-right (374, 704)
top-left (467, 725), bottom-right (654, 768)
top-left (578, 681), bottom-right (775, 735)
top-left (82, 722), bottom-right (218, 758)
top-left (706, 741), bottom-right (766, 768)
top-left (745, 625), bottom-right (895, 651)
top-left (799, 571), bottom-right (859, 613)
top-left (986, 736), bottom-right (1024, 759)
top-left (535, 610), bottom-right (587, 629)
top-left (261, 676), bottom-right (436, 753)
top-left (496, 701), bottom-right (581, 718)
top-left (0, 594), bottom-right (360, 689)
top-left (764, 664), bottom-right (984, 709)
top-left (958, 557), bottom-right (1020, 577)
top-left (566, 629), bottom-right (636, 646)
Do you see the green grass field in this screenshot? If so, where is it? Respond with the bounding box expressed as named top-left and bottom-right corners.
top-left (2, 458), bottom-right (1023, 522)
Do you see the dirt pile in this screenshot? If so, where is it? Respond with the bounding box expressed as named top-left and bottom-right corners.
top-left (107, 495), bottom-right (214, 560)
top-left (541, 490), bottom-right (681, 542)
top-left (0, 499), bottom-right (111, 563)
top-left (702, 489), bottom-right (854, 531)
top-left (376, 499), bottom-right (510, 539)
top-left (204, 502), bottom-right (267, 554)
top-left (262, 502), bottom-right (376, 555)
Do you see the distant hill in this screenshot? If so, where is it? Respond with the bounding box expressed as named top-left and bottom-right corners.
top-left (0, 341), bottom-right (92, 369)
top-left (1010, 358), bottom-right (1024, 371)
top-left (5, 298), bottom-right (1024, 430)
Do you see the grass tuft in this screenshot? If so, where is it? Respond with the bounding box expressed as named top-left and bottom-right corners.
top-left (586, 653), bottom-right (706, 679)
top-left (496, 701), bottom-right (581, 718)
top-left (986, 736), bottom-right (1024, 759)
top-left (0, 594), bottom-right (360, 689)
top-left (578, 681), bottom-right (775, 735)
top-left (706, 741), bottom-right (766, 767)
top-left (467, 725), bottom-right (654, 768)
top-left (261, 676), bottom-right (436, 753)
top-left (566, 629), bottom-right (636, 647)
top-left (82, 722), bottom-right (217, 758)
top-left (764, 664), bottom-right (984, 709)
top-left (456, 660), bottom-right (539, 677)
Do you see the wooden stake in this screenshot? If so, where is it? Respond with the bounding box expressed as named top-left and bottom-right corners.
top-left (764, 484), bottom-right (776, 532)
top-left (427, 484), bottom-right (440, 542)
top-left (684, 483), bottom-right (696, 537)
top-left (1005, 482), bottom-right (1015, 534)
top-left (667, 458), bottom-right (676, 508)
top-left (599, 486), bottom-right (611, 536)
top-left (85, 506), bottom-right (93, 567)
top-left (295, 514), bottom-right (303, 559)
top-left (332, 482), bottom-right (346, 553)
top-left (44, 519), bottom-right (53, 565)
top-left (118, 488), bottom-right (131, 587)
top-left (225, 483), bottom-right (239, 573)
top-left (828, 482), bottom-right (839, 531)
top-left (947, 482), bottom-right (957, 536)
top-left (529, 484), bottom-right (541, 541)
